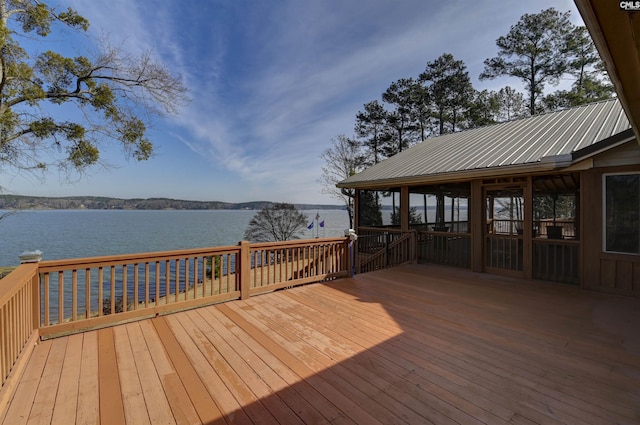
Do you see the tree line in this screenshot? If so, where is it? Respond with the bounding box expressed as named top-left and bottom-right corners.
top-left (0, 195), bottom-right (340, 211)
top-left (319, 7), bottom-right (614, 226)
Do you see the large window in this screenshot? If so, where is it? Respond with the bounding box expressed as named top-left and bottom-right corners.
top-left (604, 173), bottom-right (640, 254)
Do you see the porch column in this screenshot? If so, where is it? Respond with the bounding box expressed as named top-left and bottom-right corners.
top-left (353, 189), bottom-right (360, 231)
top-left (400, 186), bottom-right (409, 232)
top-left (524, 176), bottom-right (533, 280)
top-left (470, 180), bottom-right (483, 273)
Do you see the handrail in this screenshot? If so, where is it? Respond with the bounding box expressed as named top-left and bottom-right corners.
top-left (249, 237), bottom-right (349, 295)
top-left (0, 263), bottom-right (39, 394)
top-left (0, 235), bottom-right (351, 412)
top-left (357, 230), bottom-right (417, 273)
top-left (36, 237), bottom-right (350, 338)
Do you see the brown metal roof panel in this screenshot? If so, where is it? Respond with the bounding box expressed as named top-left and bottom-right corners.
top-left (339, 99), bottom-right (631, 187)
top-left (495, 112), bottom-right (569, 166)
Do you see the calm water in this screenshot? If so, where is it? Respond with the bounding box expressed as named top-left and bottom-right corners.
top-left (0, 209), bottom-right (351, 266)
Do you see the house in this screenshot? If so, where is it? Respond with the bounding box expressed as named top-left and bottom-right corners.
top-left (338, 99), bottom-right (640, 295)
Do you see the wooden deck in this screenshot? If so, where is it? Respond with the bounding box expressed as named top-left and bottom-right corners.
top-left (2, 264), bottom-right (640, 425)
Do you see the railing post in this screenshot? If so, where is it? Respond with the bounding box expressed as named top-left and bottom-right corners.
top-left (19, 251), bottom-right (43, 331)
top-left (385, 232), bottom-right (390, 266)
top-left (239, 241), bottom-right (251, 300)
top-left (346, 238), bottom-right (353, 277)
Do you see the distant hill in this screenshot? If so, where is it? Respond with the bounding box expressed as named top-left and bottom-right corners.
top-left (0, 195), bottom-right (344, 211)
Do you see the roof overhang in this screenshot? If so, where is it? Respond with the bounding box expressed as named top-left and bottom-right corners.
top-left (337, 162), bottom-right (579, 191)
top-left (337, 129), bottom-right (637, 191)
top-left (574, 0), bottom-right (640, 141)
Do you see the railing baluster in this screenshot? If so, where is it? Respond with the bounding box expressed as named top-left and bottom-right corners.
top-left (122, 264), bottom-right (128, 312)
top-left (98, 267), bottom-right (103, 317)
top-left (200, 257), bottom-right (206, 298)
top-left (155, 261), bottom-right (160, 306)
top-left (8, 298), bottom-right (15, 368)
top-left (58, 271), bottom-right (64, 324)
top-left (164, 260), bottom-right (170, 305)
top-left (133, 263), bottom-right (139, 309)
top-left (43, 273), bottom-right (50, 327)
top-left (110, 267), bottom-right (116, 315)
top-left (72, 270), bottom-right (78, 321)
top-left (145, 263), bottom-right (150, 308)
top-left (85, 269), bottom-right (91, 319)
top-left (175, 259), bottom-right (180, 304)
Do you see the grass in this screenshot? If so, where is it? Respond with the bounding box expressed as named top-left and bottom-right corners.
top-left (0, 266), bottom-right (16, 279)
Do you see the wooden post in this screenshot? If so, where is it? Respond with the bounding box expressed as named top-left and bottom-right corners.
top-left (239, 241), bottom-right (251, 300)
top-left (471, 180), bottom-right (483, 273)
top-left (353, 189), bottom-right (360, 231)
top-left (524, 176), bottom-right (533, 280)
top-left (400, 186), bottom-right (409, 232)
top-left (344, 238), bottom-right (352, 277)
top-left (19, 252), bottom-right (43, 333)
top-left (32, 270), bottom-right (40, 333)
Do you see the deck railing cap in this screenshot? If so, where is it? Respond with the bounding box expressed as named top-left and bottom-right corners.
top-left (19, 250), bottom-right (43, 263)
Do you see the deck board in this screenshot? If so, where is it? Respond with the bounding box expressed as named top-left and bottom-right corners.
top-left (2, 264), bottom-right (640, 425)
top-left (76, 332), bottom-right (99, 425)
top-left (126, 322), bottom-right (176, 425)
top-left (50, 333), bottom-right (82, 425)
top-left (113, 326), bottom-right (150, 425)
top-left (1, 339), bottom-right (52, 425)
top-left (97, 328), bottom-right (125, 425)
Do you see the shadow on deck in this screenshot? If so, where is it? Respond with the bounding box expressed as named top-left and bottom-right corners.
top-left (2, 264), bottom-right (640, 424)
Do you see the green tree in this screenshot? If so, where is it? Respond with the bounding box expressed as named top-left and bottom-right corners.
top-left (566, 26), bottom-right (605, 90)
top-left (244, 203), bottom-right (308, 242)
top-left (546, 27), bottom-right (614, 108)
top-left (390, 206), bottom-right (422, 226)
top-left (358, 190), bottom-right (382, 227)
top-left (355, 100), bottom-right (390, 165)
top-left (0, 1), bottom-right (188, 177)
top-left (381, 78), bottom-right (419, 157)
top-left (496, 86), bottom-right (528, 121)
top-left (480, 8), bottom-right (574, 115)
top-left (408, 82), bottom-right (432, 142)
top-left (318, 134), bottom-right (362, 228)
top-left (420, 53), bottom-right (474, 134)
top-left (465, 89), bottom-right (500, 128)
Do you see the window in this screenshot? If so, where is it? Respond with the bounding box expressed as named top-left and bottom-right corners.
top-left (604, 173), bottom-right (640, 254)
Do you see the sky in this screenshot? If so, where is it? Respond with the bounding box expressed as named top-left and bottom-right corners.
top-left (0, 0), bottom-right (583, 205)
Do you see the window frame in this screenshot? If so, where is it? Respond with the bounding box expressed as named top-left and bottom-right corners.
top-left (602, 172), bottom-right (640, 255)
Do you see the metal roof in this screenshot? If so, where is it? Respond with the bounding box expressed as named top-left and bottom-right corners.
top-left (338, 99), bottom-right (632, 189)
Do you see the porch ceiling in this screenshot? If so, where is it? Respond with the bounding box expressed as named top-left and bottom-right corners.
top-left (533, 173), bottom-right (580, 193)
top-left (574, 1), bottom-right (640, 141)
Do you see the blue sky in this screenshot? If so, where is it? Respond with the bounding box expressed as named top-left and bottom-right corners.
top-left (0, 0), bottom-right (582, 204)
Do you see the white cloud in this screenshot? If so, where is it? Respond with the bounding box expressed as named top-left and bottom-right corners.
top-left (7, 0), bottom-right (583, 204)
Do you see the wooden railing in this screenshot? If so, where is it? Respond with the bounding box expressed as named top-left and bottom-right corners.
top-left (33, 237), bottom-right (349, 338)
top-left (485, 234), bottom-right (524, 273)
top-left (489, 219), bottom-right (577, 239)
top-left (0, 237), bottom-right (350, 397)
top-left (0, 263), bottom-right (40, 399)
top-left (249, 239), bottom-right (349, 295)
top-left (533, 239), bottom-right (580, 285)
top-left (417, 231), bottom-right (471, 269)
top-left (356, 228), bottom-right (417, 273)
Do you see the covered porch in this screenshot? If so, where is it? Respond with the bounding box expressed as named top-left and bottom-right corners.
top-left (339, 100), bottom-right (640, 294)
top-left (2, 263), bottom-right (639, 424)
top-left (355, 172), bottom-right (581, 285)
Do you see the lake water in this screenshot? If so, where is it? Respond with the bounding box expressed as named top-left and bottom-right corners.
top-left (0, 209), bottom-right (351, 266)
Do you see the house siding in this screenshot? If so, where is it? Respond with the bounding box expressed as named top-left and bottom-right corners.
top-left (582, 162), bottom-right (640, 296)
